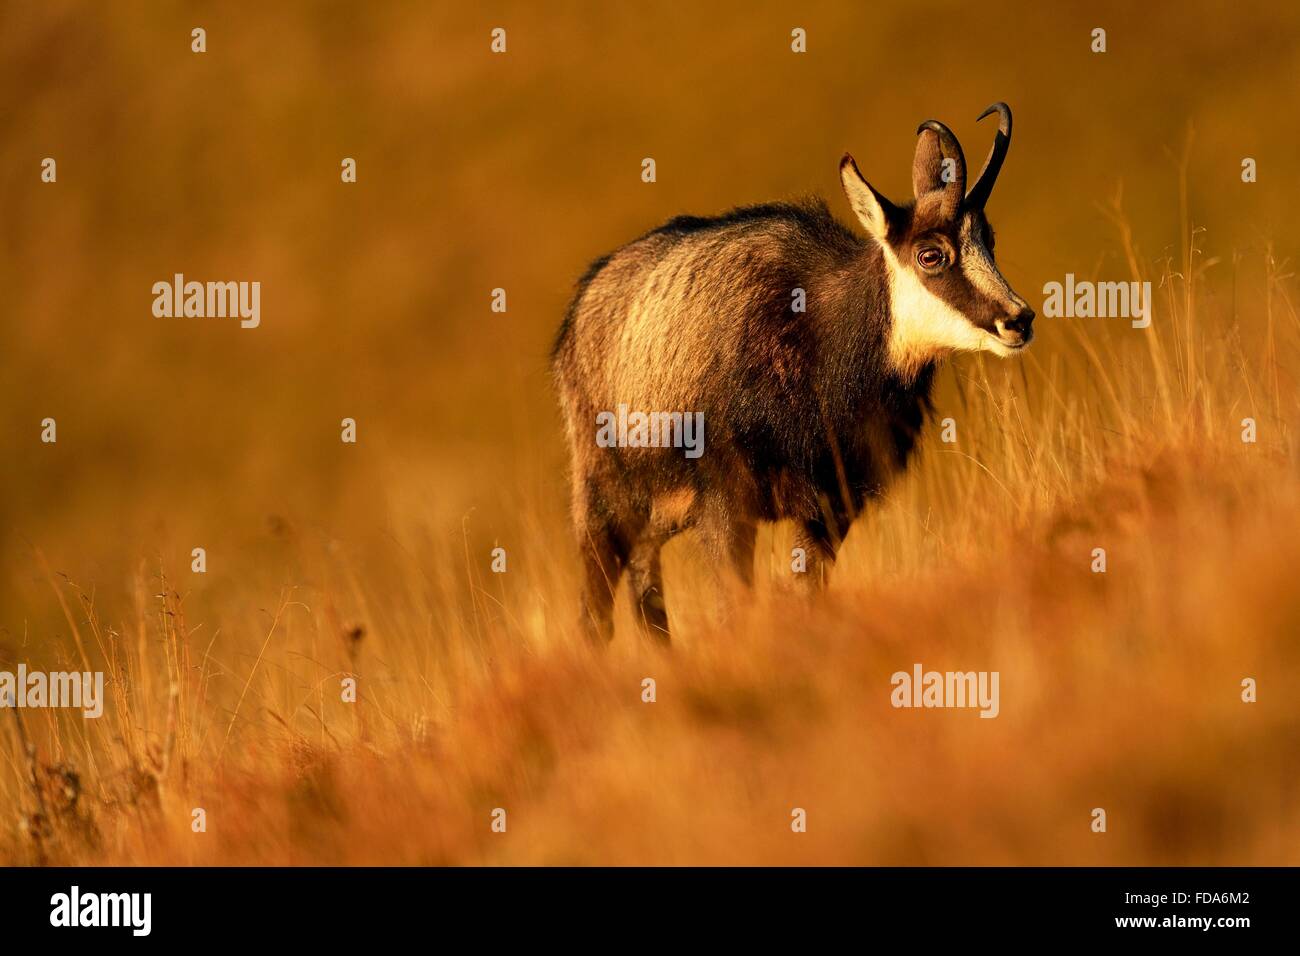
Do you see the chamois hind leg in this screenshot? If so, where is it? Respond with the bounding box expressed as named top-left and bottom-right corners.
top-left (626, 488), bottom-right (698, 644)
top-left (626, 536), bottom-right (669, 643)
top-left (575, 509), bottom-right (631, 646)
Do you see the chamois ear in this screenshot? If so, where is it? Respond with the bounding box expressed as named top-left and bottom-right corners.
top-left (839, 153), bottom-right (897, 240)
top-left (911, 128), bottom-right (945, 199)
top-left (913, 120), bottom-right (965, 220)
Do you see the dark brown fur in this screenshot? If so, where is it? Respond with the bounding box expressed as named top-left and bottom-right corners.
top-left (552, 200), bottom-right (936, 642)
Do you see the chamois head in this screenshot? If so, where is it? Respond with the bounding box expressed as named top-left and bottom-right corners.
top-left (840, 103), bottom-right (1035, 377)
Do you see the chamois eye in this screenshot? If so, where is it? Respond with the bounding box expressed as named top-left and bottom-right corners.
top-left (916, 248), bottom-right (946, 270)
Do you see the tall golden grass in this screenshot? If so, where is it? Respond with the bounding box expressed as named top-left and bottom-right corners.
top-left (3, 2), bottom-right (1299, 866)
top-left (4, 179), bottom-right (1298, 864)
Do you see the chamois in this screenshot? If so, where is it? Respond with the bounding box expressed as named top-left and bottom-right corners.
top-left (551, 103), bottom-right (1034, 643)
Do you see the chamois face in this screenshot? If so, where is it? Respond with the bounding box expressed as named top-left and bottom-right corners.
top-left (890, 196), bottom-right (1034, 355)
top-left (839, 105), bottom-right (1034, 378)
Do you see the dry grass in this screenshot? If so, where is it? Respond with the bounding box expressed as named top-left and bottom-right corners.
top-left (4, 195), bottom-right (1299, 865)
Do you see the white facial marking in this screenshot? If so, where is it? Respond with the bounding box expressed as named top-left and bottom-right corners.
top-left (878, 241), bottom-right (1001, 380)
top-left (959, 216), bottom-right (1028, 312)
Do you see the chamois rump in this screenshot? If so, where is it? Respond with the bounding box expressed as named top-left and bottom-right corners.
top-left (551, 103), bottom-right (1034, 643)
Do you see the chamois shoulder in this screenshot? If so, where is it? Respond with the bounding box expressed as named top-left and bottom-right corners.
top-left (644, 197), bottom-right (861, 249)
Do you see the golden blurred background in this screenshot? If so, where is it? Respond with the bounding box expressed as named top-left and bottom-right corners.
top-left (1, 1), bottom-right (1298, 865)
top-left (3, 1), bottom-right (1297, 571)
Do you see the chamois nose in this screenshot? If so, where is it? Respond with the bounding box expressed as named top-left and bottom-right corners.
top-left (1004, 306), bottom-right (1035, 338)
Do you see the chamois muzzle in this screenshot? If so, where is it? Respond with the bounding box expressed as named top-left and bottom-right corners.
top-left (996, 305), bottom-right (1036, 350)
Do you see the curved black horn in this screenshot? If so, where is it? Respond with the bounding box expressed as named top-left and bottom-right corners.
top-left (964, 102), bottom-right (1012, 210)
top-left (915, 120), bottom-right (966, 218)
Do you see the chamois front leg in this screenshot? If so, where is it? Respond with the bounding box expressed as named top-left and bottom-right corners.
top-left (694, 507), bottom-right (757, 629)
top-left (793, 517), bottom-right (850, 593)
